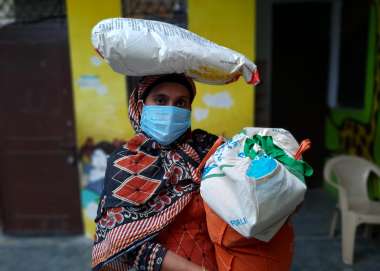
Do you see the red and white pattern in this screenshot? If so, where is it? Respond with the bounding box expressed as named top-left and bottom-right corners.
top-left (113, 152), bottom-right (157, 174)
top-left (92, 192), bottom-right (193, 268)
top-left (112, 175), bottom-right (161, 205)
top-left (99, 207), bottom-right (125, 230)
top-left (180, 143), bottom-right (201, 163)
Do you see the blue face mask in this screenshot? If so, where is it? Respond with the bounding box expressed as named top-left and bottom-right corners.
top-left (140, 105), bottom-right (191, 146)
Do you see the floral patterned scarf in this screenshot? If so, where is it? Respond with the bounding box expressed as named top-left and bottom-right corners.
top-left (92, 74), bottom-right (217, 270)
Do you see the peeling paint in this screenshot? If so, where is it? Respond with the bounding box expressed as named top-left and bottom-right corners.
top-left (193, 107), bottom-right (209, 121)
top-left (203, 91), bottom-right (233, 108)
top-left (78, 75), bottom-right (108, 95)
top-left (90, 55), bottom-right (103, 67)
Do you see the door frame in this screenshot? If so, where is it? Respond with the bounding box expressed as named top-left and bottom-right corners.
top-left (255, 0), bottom-right (341, 126)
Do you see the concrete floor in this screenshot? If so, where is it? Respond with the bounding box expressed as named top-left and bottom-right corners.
top-left (0, 235), bottom-right (92, 271)
top-left (292, 189), bottom-right (380, 271)
top-left (0, 189), bottom-right (379, 271)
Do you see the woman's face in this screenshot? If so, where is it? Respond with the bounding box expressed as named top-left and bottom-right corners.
top-left (143, 82), bottom-right (192, 110)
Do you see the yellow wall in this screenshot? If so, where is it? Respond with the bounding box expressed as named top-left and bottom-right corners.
top-left (66, 0), bottom-right (133, 147)
top-left (66, 0), bottom-right (132, 238)
top-left (188, 0), bottom-right (256, 137)
top-left (66, 0), bottom-right (256, 238)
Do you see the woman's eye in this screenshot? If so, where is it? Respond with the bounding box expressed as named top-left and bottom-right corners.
top-left (176, 99), bottom-right (188, 108)
top-left (155, 97), bottom-right (167, 105)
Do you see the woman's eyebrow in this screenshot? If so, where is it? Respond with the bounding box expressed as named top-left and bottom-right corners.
top-left (152, 93), bottom-right (190, 100)
top-left (177, 96), bottom-right (191, 100)
top-left (152, 93), bottom-right (169, 98)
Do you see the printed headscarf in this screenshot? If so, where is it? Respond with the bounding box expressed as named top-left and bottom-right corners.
top-left (128, 73), bottom-right (196, 133)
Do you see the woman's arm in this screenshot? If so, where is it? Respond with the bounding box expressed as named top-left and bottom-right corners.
top-left (162, 250), bottom-right (205, 271)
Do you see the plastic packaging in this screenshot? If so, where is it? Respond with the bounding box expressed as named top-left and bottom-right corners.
top-left (91, 18), bottom-right (260, 85)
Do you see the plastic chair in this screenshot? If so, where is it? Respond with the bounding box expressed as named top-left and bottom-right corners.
top-left (323, 155), bottom-right (380, 265)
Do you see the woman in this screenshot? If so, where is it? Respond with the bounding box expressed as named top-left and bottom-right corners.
top-left (92, 73), bottom-right (219, 271)
top-left (92, 73), bottom-right (294, 271)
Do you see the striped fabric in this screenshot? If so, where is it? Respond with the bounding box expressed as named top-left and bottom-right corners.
top-left (92, 193), bottom-right (193, 268)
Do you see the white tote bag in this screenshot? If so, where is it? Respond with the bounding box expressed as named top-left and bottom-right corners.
top-left (200, 128), bottom-right (311, 241)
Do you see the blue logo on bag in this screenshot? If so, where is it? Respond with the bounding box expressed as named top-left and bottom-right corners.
top-left (202, 163), bottom-right (218, 177)
top-left (246, 155), bottom-right (278, 179)
top-left (230, 217), bottom-right (248, 227)
top-left (214, 144), bottom-right (224, 162)
top-left (226, 136), bottom-right (241, 149)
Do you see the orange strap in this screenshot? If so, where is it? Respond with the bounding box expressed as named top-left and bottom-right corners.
top-left (195, 136), bottom-right (225, 178)
top-left (294, 139), bottom-right (311, 160)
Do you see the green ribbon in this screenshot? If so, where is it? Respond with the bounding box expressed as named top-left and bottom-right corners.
top-left (244, 135), bottom-right (313, 181)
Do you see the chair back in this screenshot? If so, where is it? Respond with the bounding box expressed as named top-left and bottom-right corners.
top-left (323, 155), bottom-right (378, 211)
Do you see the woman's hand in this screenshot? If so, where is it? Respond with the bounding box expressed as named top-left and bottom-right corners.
top-left (161, 250), bottom-right (206, 271)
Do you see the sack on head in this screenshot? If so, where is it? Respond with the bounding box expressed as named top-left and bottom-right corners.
top-left (91, 18), bottom-right (260, 85)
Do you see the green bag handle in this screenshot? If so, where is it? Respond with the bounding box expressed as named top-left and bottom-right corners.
top-left (244, 135), bottom-right (313, 181)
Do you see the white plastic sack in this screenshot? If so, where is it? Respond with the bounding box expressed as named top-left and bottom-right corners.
top-left (91, 18), bottom-right (260, 85)
top-left (200, 128), bottom-right (307, 241)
